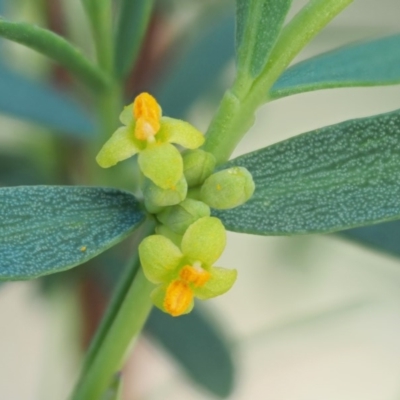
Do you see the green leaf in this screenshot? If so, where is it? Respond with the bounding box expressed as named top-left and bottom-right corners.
top-left (80, 0), bottom-right (113, 72)
top-left (214, 109), bottom-right (400, 235)
top-left (0, 152), bottom-right (44, 186)
top-left (340, 221), bottom-right (400, 258)
top-left (155, 14), bottom-right (235, 118)
top-left (271, 34), bottom-right (400, 99)
top-left (0, 64), bottom-right (96, 137)
top-left (0, 186), bottom-right (145, 280)
top-left (235, 0), bottom-right (292, 78)
top-left (146, 307), bottom-right (234, 398)
top-left (114, 0), bottom-right (154, 79)
top-left (0, 18), bottom-right (109, 91)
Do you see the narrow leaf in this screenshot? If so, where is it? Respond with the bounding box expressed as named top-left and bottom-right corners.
top-left (0, 152), bottom-right (44, 186)
top-left (340, 221), bottom-right (400, 258)
top-left (114, 0), bottom-right (154, 79)
top-left (81, 0), bottom-right (113, 72)
top-left (214, 109), bottom-right (400, 235)
top-left (0, 64), bottom-right (96, 137)
top-left (155, 15), bottom-right (235, 118)
top-left (0, 18), bottom-right (109, 91)
top-left (0, 186), bottom-right (145, 280)
top-left (236, 0), bottom-right (292, 78)
top-left (271, 34), bottom-right (400, 99)
top-left (146, 307), bottom-right (234, 398)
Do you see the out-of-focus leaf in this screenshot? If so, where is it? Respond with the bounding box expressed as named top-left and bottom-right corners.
top-left (146, 307), bottom-right (234, 398)
top-left (155, 15), bottom-right (235, 118)
top-left (340, 221), bottom-right (400, 258)
top-left (0, 186), bottom-right (145, 280)
top-left (214, 108), bottom-right (400, 235)
top-left (0, 152), bottom-right (44, 186)
top-left (271, 34), bottom-right (400, 99)
top-left (0, 65), bottom-right (96, 137)
top-left (0, 18), bottom-right (109, 91)
top-left (80, 0), bottom-right (113, 72)
top-left (114, 0), bottom-right (154, 79)
top-left (235, 0), bottom-right (292, 78)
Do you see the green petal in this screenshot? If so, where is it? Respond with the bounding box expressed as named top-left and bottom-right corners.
top-left (181, 217), bottom-right (226, 266)
top-left (195, 267), bottom-right (237, 300)
top-left (138, 143), bottom-right (183, 189)
top-left (119, 103), bottom-right (134, 125)
top-left (151, 284), bottom-right (194, 316)
top-left (138, 235), bottom-right (182, 284)
top-left (159, 117), bottom-right (204, 149)
top-left (96, 127), bottom-right (138, 168)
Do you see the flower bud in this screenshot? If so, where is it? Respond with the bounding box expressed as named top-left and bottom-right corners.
top-left (200, 167), bottom-right (255, 210)
top-left (157, 198), bottom-right (211, 234)
top-left (182, 149), bottom-right (216, 187)
top-left (143, 176), bottom-right (187, 213)
top-left (155, 224), bottom-right (183, 247)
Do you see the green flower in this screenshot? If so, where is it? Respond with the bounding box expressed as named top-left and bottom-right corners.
top-left (139, 217), bottom-right (237, 317)
top-left (96, 92), bottom-right (204, 189)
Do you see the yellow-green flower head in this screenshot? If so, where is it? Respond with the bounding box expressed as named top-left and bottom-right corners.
top-left (139, 217), bottom-right (237, 317)
top-left (96, 92), bottom-right (205, 189)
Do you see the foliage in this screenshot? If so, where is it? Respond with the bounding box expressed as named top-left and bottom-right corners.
top-left (0, 0), bottom-right (399, 398)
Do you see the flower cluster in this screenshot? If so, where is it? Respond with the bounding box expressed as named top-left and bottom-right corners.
top-left (96, 92), bottom-right (255, 317)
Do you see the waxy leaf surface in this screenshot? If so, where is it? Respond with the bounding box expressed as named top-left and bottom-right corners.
top-left (236, 0), bottom-right (292, 77)
top-left (0, 186), bottom-right (145, 280)
top-left (271, 34), bottom-right (400, 98)
top-left (215, 109), bottom-right (400, 235)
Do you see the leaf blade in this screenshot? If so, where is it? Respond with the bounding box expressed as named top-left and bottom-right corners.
top-left (339, 221), bottom-right (400, 258)
top-left (114, 0), bottom-right (154, 79)
top-left (215, 109), bottom-right (400, 235)
top-left (236, 0), bottom-right (293, 78)
top-left (0, 64), bottom-right (96, 137)
top-left (0, 18), bottom-right (109, 91)
top-left (271, 34), bottom-right (400, 99)
top-left (146, 307), bottom-right (234, 398)
top-left (0, 186), bottom-right (145, 280)
top-left (155, 14), bottom-right (235, 118)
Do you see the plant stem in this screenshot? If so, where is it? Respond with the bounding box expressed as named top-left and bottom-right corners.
top-left (203, 0), bottom-right (353, 164)
top-left (72, 221), bottom-right (154, 400)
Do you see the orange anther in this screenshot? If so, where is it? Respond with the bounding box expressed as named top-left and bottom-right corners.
top-left (164, 280), bottom-right (194, 317)
top-left (180, 265), bottom-right (211, 287)
top-left (133, 93), bottom-right (162, 141)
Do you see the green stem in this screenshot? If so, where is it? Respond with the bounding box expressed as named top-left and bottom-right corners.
top-left (203, 0), bottom-right (353, 164)
top-left (71, 218), bottom-right (156, 400)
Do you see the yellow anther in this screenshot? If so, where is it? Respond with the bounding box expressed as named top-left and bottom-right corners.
top-left (133, 92), bottom-right (162, 141)
top-left (164, 280), bottom-right (194, 317)
top-left (180, 264), bottom-right (211, 287)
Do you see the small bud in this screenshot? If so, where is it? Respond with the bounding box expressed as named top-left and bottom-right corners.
top-left (144, 177), bottom-right (187, 213)
top-left (200, 167), bottom-right (255, 210)
top-left (157, 198), bottom-right (211, 234)
top-left (182, 149), bottom-right (216, 187)
top-left (155, 224), bottom-right (183, 247)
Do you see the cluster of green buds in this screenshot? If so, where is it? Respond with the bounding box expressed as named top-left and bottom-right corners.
top-left (96, 93), bottom-right (255, 317)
